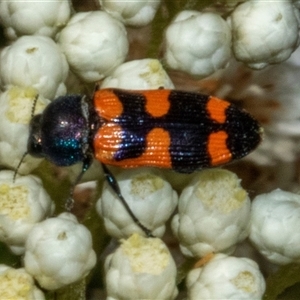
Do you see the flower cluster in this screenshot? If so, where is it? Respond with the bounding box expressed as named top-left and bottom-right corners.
top-left (0, 0), bottom-right (299, 299)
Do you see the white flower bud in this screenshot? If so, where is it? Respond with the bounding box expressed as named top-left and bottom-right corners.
top-left (0, 265), bottom-right (45, 300)
top-left (99, 0), bottom-right (161, 27)
top-left (101, 59), bottom-right (174, 89)
top-left (24, 212), bottom-right (96, 290)
top-left (0, 0), bottom-right (71, 40)
top-left (164, 11), bottom-right (231, 77)
top-left (0, 36), bottom-right (69, 99)
top-left (187, 254), bottom-right (265, 299)
top-left (172, 169), bottom-right (250, 257)
top-left (58, 11), bottom-right (129, 82)
top-left (229, 0), bottom-right (300, 69)
top-left (105, 233), bottom-right (178, 300)
top-left (0, 171), bottom-right (54, 255)
top-left (0, 87), bottom-right (49, 174)
top-left (96, 168), bottom-right (178, 238)
top-left (250, 189), bottom-right (300, 265)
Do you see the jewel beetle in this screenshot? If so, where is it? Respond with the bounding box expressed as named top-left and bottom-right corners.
top-left (26, 87), bottom-right (263, 236)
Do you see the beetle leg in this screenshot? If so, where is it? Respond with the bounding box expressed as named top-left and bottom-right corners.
top-left (65, 153), bottom-right (94, 211)
top-left (101, 163), bottom-right (154, 238)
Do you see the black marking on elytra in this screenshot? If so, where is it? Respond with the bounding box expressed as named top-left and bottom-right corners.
top-left (107, 89), bottom-right (261, 173)
top-left (225, 105), bottom-right (261, 160)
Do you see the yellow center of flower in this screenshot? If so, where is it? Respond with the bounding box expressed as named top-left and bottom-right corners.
top-left (230, 271), bottom-right (256, 293)
top-left (130, 173), bottom-right (164, 199)
top-left (6, 86), bottom-right (47, 124)
top-left (0, 268), bottom-right (37, 299)
top-left (122, 233), bottom-right (170, 275)
top-left (195, 169), bottom-right (248, 214)
top-left (0, 184), bottom-right (30, 220)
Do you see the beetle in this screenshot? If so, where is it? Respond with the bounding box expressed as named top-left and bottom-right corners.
top-left (27, 87), bottom-right (263, 236)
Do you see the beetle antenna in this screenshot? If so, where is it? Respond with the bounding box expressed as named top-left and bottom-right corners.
top-left (31, 94), bottom-right (39, 117)
top-left (13, 151), bottom-right (28, 182)
top-left (101, 164), bottom-right (154, 237)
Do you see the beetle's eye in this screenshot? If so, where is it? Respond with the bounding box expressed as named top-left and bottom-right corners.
top-left (27, 115), bottom-right (44, 158)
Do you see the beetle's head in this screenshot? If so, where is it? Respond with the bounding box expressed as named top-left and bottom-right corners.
top-left (27, 95), bottom-right (91, 166)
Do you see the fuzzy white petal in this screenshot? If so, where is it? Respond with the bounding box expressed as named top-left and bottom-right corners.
top-left (172, 169), bottom-right (250, 257)
top-left (164, 11), bottom-right (231, 77)
top-left (24, 212), bottom-right (96, 290)
top-left (0, 171), bottom-right (54, 255)
top-left (105, 234), bottom-right (178, 300)
top-left (0, 0), bottom-right (71, 39)
top-left (250, 189), bottom-right (300, 265)
top-left (0, 36), bottom-right (68, 99)
top-left (58, 11), bottom-right (128, 82)
top-left (101, 59), bottom-right (174, 89)
top-left (187, 254), bottom-right (265, 299)
top-left (96, 168), bottom-right (178, 238)
top-left (229, 0), bottom-right (300, 69)
top-left (99, 0), bottom-right (161, 27)
top-left (0, 87), bottom-right (49, 173)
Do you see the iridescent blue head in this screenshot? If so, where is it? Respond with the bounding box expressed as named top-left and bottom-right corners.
top-left (28, 95), bottom-right (90, 166)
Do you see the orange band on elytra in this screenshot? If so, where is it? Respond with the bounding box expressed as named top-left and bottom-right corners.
top-left (94, 126), bottom-right (172, 169)
top-left (207, 131), bottom-right (232, 166)
top-left (136, 127), bottom-right (172, 168)
top-left (142, 90), bottom-right (171, 117)
top-left (206, 97), bottom-right (230, 124)
top-left (94, 123), bottom-right (123, 162)
top-left (94, 89), bottom-right (123, 120)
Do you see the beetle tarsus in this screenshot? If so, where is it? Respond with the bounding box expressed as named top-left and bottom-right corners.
top-left (65, 197), bottom-right (74, 211)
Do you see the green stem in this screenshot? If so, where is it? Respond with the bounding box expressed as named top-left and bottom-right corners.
top-left (48, 279), bottom-right (86, 300)
top-left (263, 264), bottom-right (300, 300)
